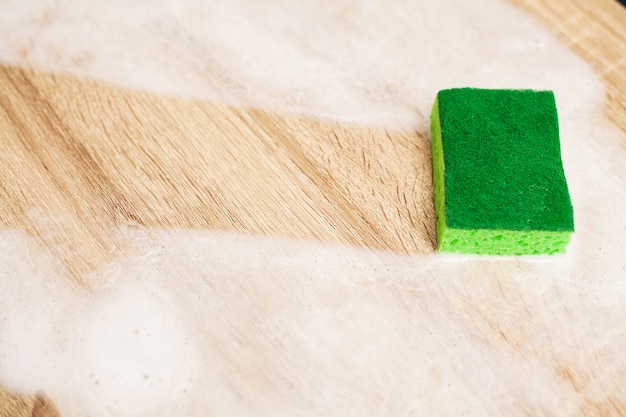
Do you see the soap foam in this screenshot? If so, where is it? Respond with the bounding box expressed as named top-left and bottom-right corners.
top-left (1, 0), bottom-right (626, 416)
top-left (0, 0), bottom-right (602, 129)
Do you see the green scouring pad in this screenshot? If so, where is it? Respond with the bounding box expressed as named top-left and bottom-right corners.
top-left (430, 88), bottom-right (574, 255)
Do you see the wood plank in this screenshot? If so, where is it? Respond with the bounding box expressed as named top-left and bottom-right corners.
top-left (2, 0), bottom-right (626, 415)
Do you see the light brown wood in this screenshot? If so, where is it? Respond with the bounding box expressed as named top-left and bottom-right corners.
top-left (0, 65), bottom-right (436, 284)
top-left (2, 0), bottom-right (626, 415)
top-left (0, 390), bottom-right (59, 417)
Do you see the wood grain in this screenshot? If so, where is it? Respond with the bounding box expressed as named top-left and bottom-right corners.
top-left (0, 65), bottom-right (435, 284)
top-left (0, 390), bottom-right (59, 417)
top-left (2, 0), bottom-right (626, 415)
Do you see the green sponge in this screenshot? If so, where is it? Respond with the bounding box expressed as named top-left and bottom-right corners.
top-left (430, 88), bottom-right (574, 255)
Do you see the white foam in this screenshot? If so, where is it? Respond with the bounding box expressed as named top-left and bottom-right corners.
top-left (0, 0), bottom-right (602, 129)
top-left (1, 0), bottom-right (626, 415)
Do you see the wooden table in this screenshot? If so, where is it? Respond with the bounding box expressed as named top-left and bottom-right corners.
top-left (1, 1), bottom-right (626, 416)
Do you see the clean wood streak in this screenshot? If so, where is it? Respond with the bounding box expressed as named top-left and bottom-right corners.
top-left (0, 65), bottom-right (436, 283)
top-left (0, 66), bottom-right (136, 284)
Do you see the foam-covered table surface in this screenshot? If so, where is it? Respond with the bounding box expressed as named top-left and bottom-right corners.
top-left (1, 0), bottom-right (626, 416)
